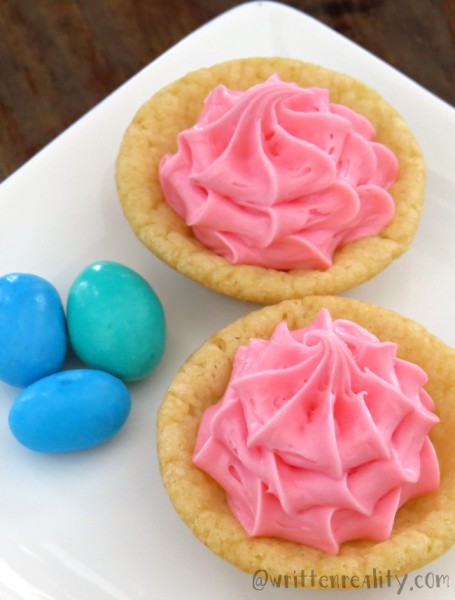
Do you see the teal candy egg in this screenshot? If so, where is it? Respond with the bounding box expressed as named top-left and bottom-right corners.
top-left (8, 369), bottom-right (131, 452)
top-left (67, 262), bottom-right (166, 381)
top-left (0, 273), bottom-right (67, 388)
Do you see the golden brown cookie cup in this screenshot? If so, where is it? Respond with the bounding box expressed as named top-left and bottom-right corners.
top-left (157, 296), bottom-right (455, 588)
top-left (116, 57), bottom-right (426, 304)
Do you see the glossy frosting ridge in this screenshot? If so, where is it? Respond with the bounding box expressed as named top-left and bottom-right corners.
top-left (160, 76), bottom-right (398, 270)
top-left (193, 309), bottom-right (440, 554)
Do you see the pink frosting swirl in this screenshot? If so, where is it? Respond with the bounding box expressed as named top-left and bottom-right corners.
top-left (160, 76), bottom-right (398, 270)
top-left (193, 309), bottom-right (440, 554)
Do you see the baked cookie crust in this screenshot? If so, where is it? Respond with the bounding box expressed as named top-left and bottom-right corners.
top-left (116, 57), bottom-right (426, 304)
top-left (157, 296), bottom-right (455, 588)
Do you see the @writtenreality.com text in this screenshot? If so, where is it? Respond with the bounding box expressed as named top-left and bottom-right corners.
top-left (252, 568), bottom-right (450, 594)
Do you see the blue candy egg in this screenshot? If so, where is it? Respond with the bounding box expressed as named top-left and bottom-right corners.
top-left (8, 369), bottom-right (131, 453)
top-left (0, 273), bottom-right (67, 387)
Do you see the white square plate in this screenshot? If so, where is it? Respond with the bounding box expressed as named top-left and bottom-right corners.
top-left (1, 2), bottom-right (454, 598)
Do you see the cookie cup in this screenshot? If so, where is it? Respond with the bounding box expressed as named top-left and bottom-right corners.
top-left (116, 57), bottom-right (425, 304)
top-left (157, 296), bottom-right (455, 588)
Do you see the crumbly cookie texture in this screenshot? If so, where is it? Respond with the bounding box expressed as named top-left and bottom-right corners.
top-left (157, 296), bottom-right (455, 588)
top-left (116, 57), bottom-right (426, 304)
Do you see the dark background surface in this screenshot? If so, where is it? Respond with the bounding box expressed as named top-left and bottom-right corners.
top-left (1, 0), bottom-right (454, 181)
